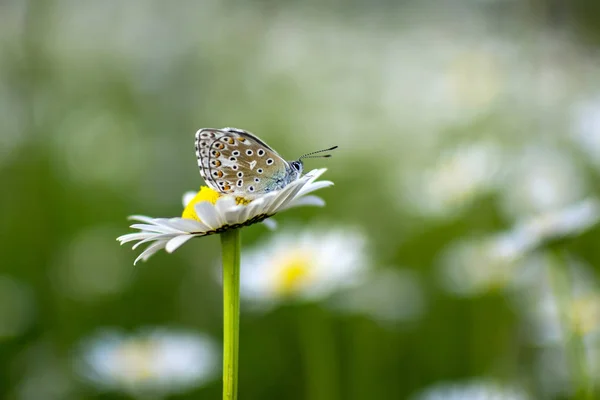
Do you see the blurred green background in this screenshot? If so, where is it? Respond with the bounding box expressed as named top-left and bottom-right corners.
top-left (4, 0), bottom-right (600, 399)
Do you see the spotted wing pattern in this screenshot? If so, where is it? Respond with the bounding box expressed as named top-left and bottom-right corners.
top-left (195, 127), bottom-right (292, 196)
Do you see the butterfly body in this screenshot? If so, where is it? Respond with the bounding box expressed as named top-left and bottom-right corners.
top-left (195, 127), bottom-right (303, 197)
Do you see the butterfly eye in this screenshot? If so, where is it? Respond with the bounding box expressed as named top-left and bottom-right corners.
top-left (291, 161), bottom-right (302, 171)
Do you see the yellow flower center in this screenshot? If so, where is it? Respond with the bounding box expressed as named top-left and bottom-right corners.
top-left (182, 187), bottom-right (252, 221)
top-left (115, 340), bottom-right (157, 381)
top-left (182, 187), bottom-right (220, 221)
top-left (274, 252), bottom-right (313, 296)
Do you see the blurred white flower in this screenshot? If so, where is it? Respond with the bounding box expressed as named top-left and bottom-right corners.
top-left (239, 227), bottom-right (368, 308)
top-left (402, 142), bottom-right (503, 218)
top-left (411, 378), bottom-right (530, 400)
top-left (535, 335), bottom-right (600, 397)
top-left (500, 147), bottom-right (587, 219)
top-left (506, 198), bottom-right (600, 255)
top-left (118, 169), bottom-right (332, 265)
top-left (330, 268), bottom-right (426, 326)
top-left (439, 198), bottom-right (600, 298)
top-left (76, 328), bottom-right (219, 397)
top-left (0, 276), bottom-right (35, 340)
top-left (519, 260), bottom-right (600, 345)
top-left (437, 233), bottom-right (525, 296)
top-left (571, 96), bottom-right (600, 167)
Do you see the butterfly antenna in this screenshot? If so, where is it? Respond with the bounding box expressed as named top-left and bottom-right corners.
top-left (299, 146), bottom-right (338, 160)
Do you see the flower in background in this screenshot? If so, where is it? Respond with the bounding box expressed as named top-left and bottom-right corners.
top-left (518, 260), bottom-right (600, 345)
top-left (535, 335), bottom-right (600, 398)
top-left (330, 268), bottom-right (426, 326)
top-left (571, 96), bottom-right (600, 168)
top-left (402, 142), bottom-right (503, 219)
top-left (506, 198), bottom-right (600, 254)
top-left (117, 169), bottom-right (332, 264)
top-left (76, 328), bottom-right (219, 397)
top-left (500, 146), bottom-right (587, 219)
top-left (438, 198), bottom-right (600, 298)
top-left (437, 232), bottom-right (526, 297)
top-left (508, 256), bottom-right (600, 397)
top-left (239, 227), bottom-right (368, 309)
top-left (410, 379), bottom-right (530, 400)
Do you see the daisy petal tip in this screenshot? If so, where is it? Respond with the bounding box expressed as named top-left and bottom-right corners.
top-left (262, 218), bottom-right (278, 230)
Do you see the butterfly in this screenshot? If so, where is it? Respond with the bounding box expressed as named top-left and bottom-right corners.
top-left (195, 127), bottom-right (336, 197)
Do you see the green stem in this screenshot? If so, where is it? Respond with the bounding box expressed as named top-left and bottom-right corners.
top-left (221, 229), bottom-right (241, 400)
top-left (547, 248), bottom-right (593, 400)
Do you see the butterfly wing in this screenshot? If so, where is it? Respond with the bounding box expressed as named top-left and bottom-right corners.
top-left (195, 127), bottom-right (292, 196)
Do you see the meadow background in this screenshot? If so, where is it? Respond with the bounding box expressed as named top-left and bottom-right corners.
top-left (3, 0), bottom-right (600, 399)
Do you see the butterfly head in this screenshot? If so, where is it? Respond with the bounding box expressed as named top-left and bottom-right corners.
top-left (287, 145), bottom-right (337, 180)
top-left (289, 160), bottom-right (304, 176)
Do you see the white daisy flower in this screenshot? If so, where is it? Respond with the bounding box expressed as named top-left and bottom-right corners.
top-left (571, 96), bottom-right (600, 167)
top-left (535, 335), bottom-right (600, 397)
top-left (437, 232), bottom-right (527, 297)
top-left (117, 168), bottom-right (332, 265)
top-left (76, 327), bottom-right (219, 397)
top-left (438, 199), bottom-right (600, 297)
top-left (519, 260), bottom-right (600, 345)
top-left (402, 142), bottom-right (503, 218)
top-left (507, 198), bottom-right (600, 255)
top-left (500, 147), bottom-right (587, 219)
top-left (239, 227), bottom-right (368, 308)
top-left (411, 379), bottom-right (530, 400)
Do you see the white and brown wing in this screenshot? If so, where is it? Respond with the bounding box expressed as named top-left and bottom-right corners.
top-left (195, 127), bottom-right (291, 196)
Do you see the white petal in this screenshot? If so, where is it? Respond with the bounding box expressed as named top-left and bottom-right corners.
top-left (303, 168), bottom-right (327, 183)
top-left (168, 218), bottom-right (209, 233)
top-left (182, 191), bottom-right (197, 207)
top-left (262, 218), bottom-right (278, 230)
top-left (117, 232), bottom-right (160, 244)
top-left (194, 202), bottom-right (221, 230)
top-left (216, 197), bottom-right (240, 225)
top-left (262, 184), bottom-right (297, 215)
top-left (129, 224), bottom-right (181, 234)
top-left (283, 195), bottom-right (326, 209)
top-left (267, 181), bottom-right (306, 213)
top-left (235, 203), bottom-right (254, 225)
top-left (234, 197), bottom-right (267, 224)
top-left (297, 180), bottom-right (334, 197)
top-left (134, 241), bottom-right (168, 265)
top-left (128, 215), bottom-right (157, 224)
top-left (132, 234), bottom-right (178, 250)
top-left (246, 197), bottom-right (270, 221)
top-left (136, 217), bottom-right (191, 231)
top-left (165, 235), bottom-right (196, 253)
